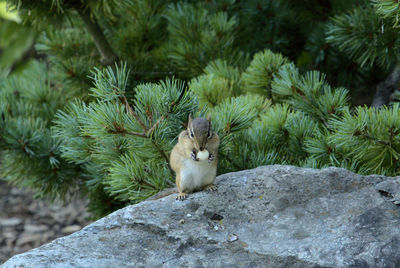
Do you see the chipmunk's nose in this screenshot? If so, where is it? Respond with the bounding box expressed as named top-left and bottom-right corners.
top-left (200, 147), bottom-right (204, 151)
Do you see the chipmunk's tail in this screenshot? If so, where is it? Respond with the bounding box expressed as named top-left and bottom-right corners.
top-left (146, 187), bottom-right (178, 201)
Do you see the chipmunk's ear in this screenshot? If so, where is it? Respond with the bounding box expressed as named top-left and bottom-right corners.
top-left (188, 114), bottom-right (193, 126)
top-left (207, 114), bottom-right (211, 124)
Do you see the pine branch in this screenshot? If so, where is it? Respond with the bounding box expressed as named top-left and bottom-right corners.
top-left (113, 88), bottom-right (174, 176)
top-left (372, 63), bottom-right (400, 107)
top-left (147, 115), bottom-right (165, 136)
top-left (356, 131), bottom-right (391, 147)
top-left (120, 94), bottom-right (148, 132)
top-left (150, 139), bottom-right (171, 169)
top-left (219, 150), bottom-right (243, 171)
top-left (108, 79), bottom-right (149, 132)
top-left (78, 8), bottom-right (117, 66)
top-left (124, 131), bottom-right (147, 138)
top-left (326, 5), bottom-right (399, 69)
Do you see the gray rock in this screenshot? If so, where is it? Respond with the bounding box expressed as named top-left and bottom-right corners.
top-left (16, 233), bottom-right (42, 247)
top-left (0, 218), bottom-right (22, 227)
top-left (376, 179), bottom-right (400, 205)
top-left (61, 225), bottom-right (82, 234)
top-left (2, 165), bottom-right (400, 268)
top-left (23, 224), bottom-right (48, 233)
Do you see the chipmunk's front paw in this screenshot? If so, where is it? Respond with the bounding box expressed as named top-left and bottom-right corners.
top-left (190, 151), bottom-right (199, 161)
top-left (204, 184), bottom-right (217, 192)
top-left (176, 192), bottom-right (188, 201)
top-left (208, 153), bottom-right (215, 163)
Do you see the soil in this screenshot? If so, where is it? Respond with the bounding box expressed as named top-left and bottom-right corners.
top-left (0, 180), bottom-right (92, 264)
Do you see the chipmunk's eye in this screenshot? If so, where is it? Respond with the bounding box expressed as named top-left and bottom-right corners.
top-left (190, 131), bottom-right (194, 138)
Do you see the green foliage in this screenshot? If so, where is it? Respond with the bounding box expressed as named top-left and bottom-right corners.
top-left (191, 47), bottom-right (400, 178)
top-left (189, 60), bottom-right (241, 108)
top-left (373, 0), bottom-right (400, 27)
top-left (211, 95), bottom-right (260, 139)
top-left (53, 64), bottom-right (199, 206)
top-left (226, 104), bottom-right (318, 171)
top-left (232, 0), bottom-right (296, 56)
top-left (35, 24), bottom-right (99, 96)
top-left (272, 63), bottom-right (350, 124)
top-left (164, 2), bottom-right (241, 77)
top-left (329, 105), bottom-right (400, 175)
top-left (241, 49), bottom-right (289, 97)
top-left (326, 5), bottom-right (399, 68)
top-left (110, 0), bottom-right (170, 82)
top-left (107, 153), bottom-right (171, 203)
top-left (3, 0), bottom-right (400, 218)
top-left (51, 101), bottom-right (93, 164)
top-left (53, 64), bottom-right (268, 206)
top-left (0, 61), bottom-right (81, 200)
top-left (6, 0), bottom-right (125, 27)
top-left (0, 19), bottom-right (36, 76)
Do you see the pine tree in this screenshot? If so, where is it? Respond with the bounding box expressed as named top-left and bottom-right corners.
top-left (2, 0), bottom-right (400, 217)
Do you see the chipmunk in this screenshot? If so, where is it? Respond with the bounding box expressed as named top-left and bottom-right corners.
top-left (170, 115), bottom-right (220, 201)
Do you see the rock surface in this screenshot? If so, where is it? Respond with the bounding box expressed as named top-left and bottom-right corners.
top-left (2, 165), bottom-right (400, 268)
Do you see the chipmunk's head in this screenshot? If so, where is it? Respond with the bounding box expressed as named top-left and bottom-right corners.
top-left (187, 114), bottom-right (213, 151)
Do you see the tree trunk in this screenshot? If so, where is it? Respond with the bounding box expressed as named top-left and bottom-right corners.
top-left (371, 63), bottom-right (400, 107)
top-left (78, 9), bottom-right (117, 66)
